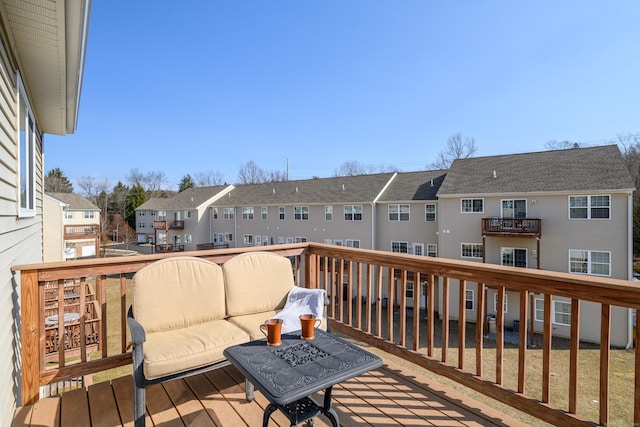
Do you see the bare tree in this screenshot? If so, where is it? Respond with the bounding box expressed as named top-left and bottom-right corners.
top-left (544, 140), bottom-right (581, 150)
top-left (237, 161), bottom-right (267, 184)
top-left (430, 133), bottom-right (478, 169)
top-left (194, 170), bottom-right (225, 186)
top-left (266, 170), bottom-right (288, 182)
top-left (333, 161), bottom-right (398, 177)
top-left (126, 168), bottom-right (167, 197)
top-left (76, 176), bottom-right (108, 205)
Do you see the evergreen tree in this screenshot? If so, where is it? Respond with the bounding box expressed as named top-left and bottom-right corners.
top-left (126, 184), bottom-right (147, 229)
top-left (44, 168), bottom-right (73, 193)
top-left (179, 174), bottom-right (195, 192)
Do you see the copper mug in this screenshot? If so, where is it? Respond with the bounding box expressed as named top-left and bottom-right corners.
top-left (299, 314), bottom-right (322, 340)
top-left (260, 318), bottom-right (283, 346)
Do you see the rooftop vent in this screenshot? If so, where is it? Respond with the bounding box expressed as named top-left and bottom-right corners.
top-left (272, 188), bottom-right (276, 194)
top-left (492, 170), bottom-right (497, 179)
top-left (341, 184), bottom-right (345, 191)
top-left (430, 179), bottom-right (434, 187)
top-left (295, 187), bottom-right (298, 193)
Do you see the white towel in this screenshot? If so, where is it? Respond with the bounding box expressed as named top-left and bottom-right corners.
top-left (271, 286), bottom-right (326, 334)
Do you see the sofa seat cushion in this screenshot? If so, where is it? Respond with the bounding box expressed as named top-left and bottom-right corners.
top-left (143, 319), bottom-right (249, 380)
top-left (226, 310), bottom-right (279, 340)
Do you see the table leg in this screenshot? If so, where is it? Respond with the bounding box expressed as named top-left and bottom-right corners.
top-left (263, 403), bottom-right (278, 427)
top-left (322, 386), bottom-right (339, 427)
top-left (245, 379), bottom-right (255, 401)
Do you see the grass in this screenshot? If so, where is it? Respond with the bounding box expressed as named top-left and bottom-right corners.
top-left (90, 279), bottom-right (636, 426)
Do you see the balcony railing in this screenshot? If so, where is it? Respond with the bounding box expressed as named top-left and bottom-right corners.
top-left (12, 243), bottom-right (640, 426)
top-left (63, 224), bottom-right (100, 239)
top-left (152, 220), bottom-right (184, 230)
top-left (196, 242), bottom-right (230, 250)
top-left (154, 243), bottom-right (185, 253)
top-left (482, 217), bottom-right (542, 237)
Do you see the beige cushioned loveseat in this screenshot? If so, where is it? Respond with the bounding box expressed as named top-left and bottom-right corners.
top-left (127, 251), bottom-right (326, 427)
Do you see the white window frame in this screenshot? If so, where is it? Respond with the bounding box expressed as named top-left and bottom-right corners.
top-left (426, 243), bottom-right (437, 257)
top-left (184, 210), bottom-right (192, 219)
top-left (294, 206), bottom-right (309, 220)
top-left (212, 208), bottom-right (218, 219)
top-left (18, 77), bottom-right (37, 217)
top-left (461, 243), bottom-right (483, 259)
top-left (243, 234), bottom-right (254, 245)
top-left (465, 289), bottom-right (474, 311)
top-left (64, 211), bottom-right (73, 219)
top-left (157, 210), bottom-right (167, 220)
top-left (242, 207), bottom-right (254, 220)
top-left (344, 205), bottom-right (363, 221)
top-left (425, 203), bottom-right (436, 222)
top-left (569, 249), bottom-right (611, 276)
top-left (534, 298), bottom-right (544, 322)
top-left (413, 243), bottom-right (424, 256)
top-left (406, 281), bottom-right (414, 299)
top-left (261, 207), bottom-right (268, 220)
top-left (325, 205), bottom-right (333, 221)
top-left (184, 234), bottom-right (192, 243)
top-left (388, 204), bottom-right (410, 221)
top-left (493, 293), bottom-right (508, 313)
top-left (345, 239), bottom-right (360, 248)
top-left (279, 206), bottom-right (285, 220)
top-left (224, 233), bottom-right (233, 242)
top-left (501, 199), bottom-right (527, 218)
top-left (223, 208), bottom-right (234, 219)
top-left (391, 241), bottom-right (409, 253)
top-left (461, 198), bottom-right (484, 213)
top-left (278, 236), bottom-right (285, 244)
top-left (84, 211), bottom-right (95, 219)
top-left (553, 299), bottom-right (571, 326)
top-left (295, 236), bottom-right (308, 243)
top-left (569, 195), bottom-right (610, 219)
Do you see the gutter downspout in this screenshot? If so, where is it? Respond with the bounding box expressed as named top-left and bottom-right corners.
top-left (234, 207), bottom-right (238, 248)
top-left (627, 192), bottom-right (635, 349)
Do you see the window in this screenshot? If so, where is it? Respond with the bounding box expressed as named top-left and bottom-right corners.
top-left (569, 195), bottom-right (610, 219)
top-left (261, 207), bottom-right (268, 220)
top-left (493, 293), bottom-right (508, 313)
top-left (212, 208), bottom-right (218, 219)
top-left (534, 298), bottom-right (544, 322)
top-left (262, 236), bottom-right (268, 246)
top-left (569, 250), bottom-right (611, 276)
top-left (151, 211), bottom-right (156, 216)
top-left (255, 236), bottom-right (262, 245)
top-left (295, 236), bottom-right (308, 243)
top-left (461, 243), bottom-right (483, 259)
top-left (501, 248), bottom-right (527, 268)
top-left (344, 205), bottom-right (363, 221)
top-left (64, 211), bottom-right (73, 219)
top-left (84, 211), bottom-right (95, 219)
top-left (19, 82), bottom-right (37, 216)
top-left (465, 289), bottom-right (474, 310)
top-left (139, 211), bottom-right (145, 216)
top-left (426, 244), bottom-right (437, 257)
top-left (391, 241), bottom-right (408, 253)
top-left (279, 206), bottom-right (285, 220)
top-left (138, 222), bottom-right (145, 228)
top-left (553, 300), bottom-right (571, 326)
top-left (461, 198), bottom-right (483, 213)
top-left (224, 233), bottom-right (233, 242)
top-left (294, 206), bottom-right (309, 220)
top-left (345, 239), bottom-right (360, 248)
top-left (333, 240), bottom-right (343, 246)
top-left (325, 205), bottom-right (333, 221)
top-left (242, 207), bottom-right (254, 220)
top-left (501, 199), bottom-right (527, 218)
top-left (388, 204), bottom-right (410, 221)
top-left (223, 208), bottom-right (234, 219)
top-left (406, 281), bottom-right (414, 299)
top-left (184, 210), bottom-right (191, 219)
top-left (243, 234), bottom-right (254, 245)
top-left (413, 243), bottom-right (424, 256)
top-left (184, 234), bottom-right (192, 243)
top-left (173, 211), bottom-right (181, 221)
top-left (425, 204), bottom-right (436, 222)
top-left (278, 236), bottom-right (285, 244)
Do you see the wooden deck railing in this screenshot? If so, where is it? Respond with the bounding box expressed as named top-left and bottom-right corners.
top-left (12, 243), bottom-right (640, 426)
top-left (482, 217), bottom-right (542, 237)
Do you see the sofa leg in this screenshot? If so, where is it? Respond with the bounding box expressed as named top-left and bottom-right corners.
top-left (245, 379), bottom-right (255, 401)
top-left (134, 386), bottom-right (145, 427)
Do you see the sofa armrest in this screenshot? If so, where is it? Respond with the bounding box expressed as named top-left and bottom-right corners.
top-left (127, 306), bottom-right (146, 345)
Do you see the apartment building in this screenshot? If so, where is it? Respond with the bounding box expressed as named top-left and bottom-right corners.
top-left (0, 1), bottom-right (91, 421)
top-left (44, 193), bottom-right (101, 261)
top-left (135, 185), bottom-right (232, 251)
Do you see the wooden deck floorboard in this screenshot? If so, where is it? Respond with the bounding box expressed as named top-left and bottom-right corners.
top-left (12, 361), bottom-right (526, 427)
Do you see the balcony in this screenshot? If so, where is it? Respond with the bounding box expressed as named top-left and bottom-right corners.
top-left (154, 243), bottom-right (185, 253)
top-left (153, 220), bottom-right (184, 230)
top-left (11, 243), bottom-right (640, 426)
top-left (63, 224), bottom-right (100, 240)
top-left (196, 242), bottom-right (230, 250)
top-left (482, 217), bottom-right (542, 238)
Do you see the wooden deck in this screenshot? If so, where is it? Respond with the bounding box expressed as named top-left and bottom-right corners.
top-left (12, 360), bottom-right (526, 427)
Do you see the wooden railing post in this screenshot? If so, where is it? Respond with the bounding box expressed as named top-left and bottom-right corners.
top-left (20, 269), bottom-right (40, 405)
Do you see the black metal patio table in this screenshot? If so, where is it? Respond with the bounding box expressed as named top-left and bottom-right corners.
top-left (223, 329), bottom-right (382, 427)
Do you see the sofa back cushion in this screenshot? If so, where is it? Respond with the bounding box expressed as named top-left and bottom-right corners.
top-left (132, 256), bottom-right (226, 333)
top-left (223, 251), bottom-right (294, 317)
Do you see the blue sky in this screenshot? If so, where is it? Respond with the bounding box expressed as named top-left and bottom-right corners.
top-left (46, 1), bottom-right (640, 189)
